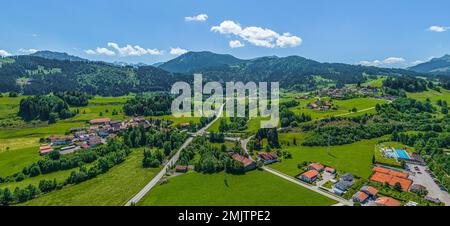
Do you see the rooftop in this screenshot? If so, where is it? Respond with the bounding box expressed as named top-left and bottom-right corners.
top-left (301, 170), bottom-right (319, 179)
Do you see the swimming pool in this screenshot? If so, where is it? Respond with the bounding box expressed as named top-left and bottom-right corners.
top-left (394, 148), bottom-right (410, 160)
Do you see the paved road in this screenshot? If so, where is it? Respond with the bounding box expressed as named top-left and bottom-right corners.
top-left (262, 166), bottom-right (353, 206)
top-left (239, 136), bottom-right (352, 206)
top-left (125, 104), bottom-right (225, 206)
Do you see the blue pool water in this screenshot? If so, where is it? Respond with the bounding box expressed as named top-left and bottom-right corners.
top-left (395, 148), bottom-right (410, 159)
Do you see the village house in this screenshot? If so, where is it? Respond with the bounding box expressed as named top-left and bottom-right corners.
top-left (89, 118), bottom-right (111, 125)
top-left (333, 173), bottom-right (355, 195)
top-left (39, 145), bottom-right (53, 155)
top-left (360, 185), bottom-right (378, 198)
top-left (375, 196), bottom-right (402, 206)
top-left (257, 152), bottom-right (279, 164)
top-left (352, 191), bottom-right (369, 203)
top-left (231, 153), bottom-right (256, 172)
top-left (308, 163), bottom-right (325, 172)
top-left (299, 170), bottom-right (319, 183)
top-left (60, 145), bottom-right (81, 155)
top-left (175, 165), bottom-right (188, 173)
top-left (325, 167), bottom-right (336, 174)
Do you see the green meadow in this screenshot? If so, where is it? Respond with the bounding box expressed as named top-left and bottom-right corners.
top-left (0, 96), bottom-right (130, 176)
top-left (288, 97), bottom-right (388, 120)
top-left (138, 170), bottom-right (336, 206)
top-left (269, 133), bottom-right (385, 179)
top-left (407, 88), bottom-right (450, 104)
top-left (21, 148), bottom-right (161, 206)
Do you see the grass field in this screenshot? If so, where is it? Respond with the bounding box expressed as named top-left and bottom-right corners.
top-left (269, 133), bottom-right (385, 179)
top-left (0, 147), bottom-right (41, 177)
top-left (407, 88), bottom-right (450, 105)
top-left (21, 148), bottom-right (161, 206)
top-left (0, 96), bottom-right (130, 177)
top-left (288, 97), bottom-right (388, 120)
top-left (138, 170), bottom-right (336, 206)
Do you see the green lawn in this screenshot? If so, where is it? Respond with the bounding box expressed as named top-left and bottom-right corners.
top-left (0, 147), bottom-right (41, 177)
top-left (0, 96), bottom-right (130, 176)
top-left (270, 133), bottom-right (384, 179)
top-left (20, 148), bottom-right (161, 206)
top-left (138, 170), bottom-right (336, 206)
top-left (407, 88), bottom-right (450, 105)
top-left (288, 97), bottom-right (388, 120)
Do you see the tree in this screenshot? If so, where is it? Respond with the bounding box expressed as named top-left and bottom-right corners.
top-left (219, 119), bottom-right (228, 133)
top-left (163, 141), bottom-right (172, 156)
top-left (394, 182), bottom-right (403, 192)
top-left (0, 188), bottom-right (14, 205)
top-left (48, 150), bottom-right (60, 160)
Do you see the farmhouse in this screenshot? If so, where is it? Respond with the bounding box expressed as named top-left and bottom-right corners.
top-left (375, 196), bottom-right (402, 206)
top-left (299, 170), bottom-right (319, 183)
top-left (60, 145), bottom-right (81, 155)
top-left (175, 165), bottom-right (188, 173)
top-left (308, 163), bottom-right (324, 172)
top-left (333, 173), bottom-right (355, 195)
top-left (39, 145), bottom-right (53, 155)
top-left (360, 185), bottom-right (378, 197)
top-left (257, 152), bottom-right (279, 164)
top-left (352, 191), bottom-right (369, 203)
top-left (231, 154), bottom-right (256, 172)
top-left (325, 167), bottom-right (336, 174)
top-left (89, 118), bottom-right (111, 125)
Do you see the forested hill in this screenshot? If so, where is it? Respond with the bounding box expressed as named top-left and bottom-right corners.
top-left (409, 54), bottom-right (450, 76)
top-left (30, 51), bottom-right (88, 62)
top-left (159, 51), bottom-right (246, 73)
top-left (0, 55), bottom-right (190, 96)
top-left (0, 51), bottom-right (428, 95)
top-left (190, 55), bottom-right (422, 90)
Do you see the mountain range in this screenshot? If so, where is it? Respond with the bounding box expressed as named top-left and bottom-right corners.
top-left (0, 50), bottom-right (448, 96)
top-left (409, 55), bottom-right (450, 75)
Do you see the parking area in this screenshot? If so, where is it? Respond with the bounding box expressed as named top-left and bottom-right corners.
top-left (407, 163), bottom-right (450, 206)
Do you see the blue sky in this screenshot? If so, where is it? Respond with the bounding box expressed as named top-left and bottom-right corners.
top-left (0, 0), bottom-right (449, 67)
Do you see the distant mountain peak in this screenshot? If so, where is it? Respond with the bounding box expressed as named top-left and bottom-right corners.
top-left (159, 51), bottom-right (246, 73)
top-left (30, 50), bottom-right (88, 62)
top-left (409, 54), bottom-right (450, 76)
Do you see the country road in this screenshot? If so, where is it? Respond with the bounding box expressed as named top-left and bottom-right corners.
top-left (125, 104), bottom-right (225, 206)
top-left (239, 135), bottom-right (353, 206)
top-left (262, 166), bottom-right (353, 206)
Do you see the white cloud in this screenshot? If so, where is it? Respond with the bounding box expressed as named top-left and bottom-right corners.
top-left (229, 40), bottom-right (245, 48)
top-left (185, 14), bottom-right (208, 22)
top-left (85, 49), bottom-right (97, 55)
top-left (359, 57), bottom-right (405, 67)
top-left (0, 50), bottom-right (12, 57)
top-left (383, 57), bottom-right (405, 64)
top-left (85, 42), bottom-right (163, 57)
top-left (359, 60), bottom-right (382, 67)
top-left (85, 48), bottom-right (115, 56)
top-left (108, 42), bottom-right (163, 56)
top-left (96, 47), bottom-right (116, 56)
top-left (428, 25), bottom-right (449, 32)
top-left (211, 20), bottom-right (302, 48)
top-left (18, 48), bottom-right (38, 54)
top-left (276, 33), bottom-right (303, 48)
top-left (211, 20), bottom-right (242, 35)
top-left (170, 47), bottom-right (188, 56)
